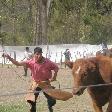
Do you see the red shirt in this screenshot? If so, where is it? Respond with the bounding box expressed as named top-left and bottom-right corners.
top-left (25, 58), bottom-right (59, 82)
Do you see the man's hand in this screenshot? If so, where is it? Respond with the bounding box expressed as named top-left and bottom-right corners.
top-left (2, 53), bottom-right (25, 66)
top-left (50, 77), bottom-right (57, 82)
top-left (50, 71), bottom-right (58, 82)
top-left (2, 53), bottom-right (10, 59)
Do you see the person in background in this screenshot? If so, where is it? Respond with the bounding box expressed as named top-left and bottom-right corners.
top-left (22, 47), bottom-right (33, 76)
top-left (63, 49), bottom-right (72, 68)
top-left (101, 41), bottom-right (108, 56)
top-left (3, 47), bottom-right (59, 112)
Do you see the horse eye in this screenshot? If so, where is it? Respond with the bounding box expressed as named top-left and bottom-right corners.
top-left (81, 73), bottom-right (88, 82)
top-left (84, 72), bottom-right (88, 77)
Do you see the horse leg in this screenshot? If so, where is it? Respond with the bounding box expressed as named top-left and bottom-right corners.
top-left (106, 94), bottom-right (112, 112)
top-left (88, 89), bottom-right (103, 112)
top-left (92, 101), bottom-right (103, 112)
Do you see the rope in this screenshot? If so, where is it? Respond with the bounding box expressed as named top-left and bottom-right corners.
top-left (0, 49), bottom-right (28, 82)
top-left (0, 90), bottom-right (42, 97)
top-left (0, 82), bottom-right (112, 97)
top-left (62, 82), bottom-right (112, 90)
top-left (77, 83), bottom-right (112, 88)
top-left (12, 67), bottom-right (28, 82)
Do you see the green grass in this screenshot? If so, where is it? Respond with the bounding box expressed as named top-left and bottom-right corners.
top-left (0, 101), bottom-right (47, 112)
top-left (0, 103), bottom-right (28, 112)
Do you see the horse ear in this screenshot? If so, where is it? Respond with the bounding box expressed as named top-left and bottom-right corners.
top-left (65, 61), bottom-right (73, 69)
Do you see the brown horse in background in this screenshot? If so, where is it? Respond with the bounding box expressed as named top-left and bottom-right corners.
top-left (96, 48), bottom-right (112, 57)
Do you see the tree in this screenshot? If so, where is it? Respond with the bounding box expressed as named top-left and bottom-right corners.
top-left (33, 0), bottom-right (52, 45)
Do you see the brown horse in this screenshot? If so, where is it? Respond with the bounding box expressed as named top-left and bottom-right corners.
top-left (96, 48), bottom-right (112, 57)
top-left (66, 56), bottom-right (112, 112)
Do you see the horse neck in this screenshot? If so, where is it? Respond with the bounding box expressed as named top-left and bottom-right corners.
top-left (94, 71), bottom-right (105, 84)
top-left (89, 58), bottom-right (105, 85)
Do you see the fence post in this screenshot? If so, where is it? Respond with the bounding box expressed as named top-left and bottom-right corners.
top-left (2, 50), bottom-right (6, 67)
top-left (14, 51), bottom-right (16, 61)
top-left (46, 53), bottom-right (48, 58)
top-left (14, 51), bottom-right (17, 68)
top-left (2, 56), bottom-right (5, 67)
top-left (60, 51), bottom-right (63, 68)
top-left (7, 52), bottom-right (12, 68)
top-left (55, 52), bottom-right (57, 63)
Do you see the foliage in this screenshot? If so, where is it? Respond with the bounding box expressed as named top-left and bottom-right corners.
top-left (0, 0), bottom-right (112, 45)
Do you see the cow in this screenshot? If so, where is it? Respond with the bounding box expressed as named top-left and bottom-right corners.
top-left (66, 55), bottom-right (112, 112)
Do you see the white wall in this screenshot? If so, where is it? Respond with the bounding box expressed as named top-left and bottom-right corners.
top-left (0, 44), bottom-right (112, 64)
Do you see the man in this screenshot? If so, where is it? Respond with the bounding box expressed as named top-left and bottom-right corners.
top-left (3, 47), bottom-right (59, 112)
top-left (63, 49), bottom-right (72, 68)
top-left (101, 40), bottom-right (108, 56)
top-left (22, 47), bottom-right (33, 76)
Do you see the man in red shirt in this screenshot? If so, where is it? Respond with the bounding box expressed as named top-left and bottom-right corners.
top-left (3, 47), bottom-right (59, 112)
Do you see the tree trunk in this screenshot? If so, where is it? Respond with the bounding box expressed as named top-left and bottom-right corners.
top-left (12, 0), bottom-right (16, 45)
top-left (27, 0), bottom-right (33, 24)
top-left (34, 0), bottom-right (52, 45)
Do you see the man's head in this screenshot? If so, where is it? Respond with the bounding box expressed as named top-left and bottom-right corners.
top-left (25, 47), bottom-right (29, 51)
top-left (66, 49), bottom-right (69, 51)
top-left (102, 40), bottom-right (107, 44)
top-left (34, 47), bottom-right (43, 54)
top-left (34, 47), bottom-right (43, 62)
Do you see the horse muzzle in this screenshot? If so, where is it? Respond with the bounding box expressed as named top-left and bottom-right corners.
top-left (72, 87), bottom-right (85, 96)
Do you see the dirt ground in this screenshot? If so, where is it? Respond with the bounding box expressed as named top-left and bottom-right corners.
top-left (0, 64), bottom-right (107, 112)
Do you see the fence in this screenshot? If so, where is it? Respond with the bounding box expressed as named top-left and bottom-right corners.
top-left (0, 44), bottom-right (102, 64)
top-left (1, 44), bottom-right (112, 64)
top-left (0, 51), bottom-right (95, 70)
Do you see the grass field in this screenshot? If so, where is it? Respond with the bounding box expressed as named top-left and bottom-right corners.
top-left (0, 103), bottom-right (27, 112)
top-left (0, 101), bottom-right (48, 112)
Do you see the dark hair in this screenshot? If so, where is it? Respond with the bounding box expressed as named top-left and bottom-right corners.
top-left (34, 47), bottom-right (43, 54)
top-left (26, 47), bottom-right (29, 50)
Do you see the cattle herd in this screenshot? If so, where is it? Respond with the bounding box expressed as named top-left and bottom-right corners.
top-left (66, 50), bottom-right (112, 112)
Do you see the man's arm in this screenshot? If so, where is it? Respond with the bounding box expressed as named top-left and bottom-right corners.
top-left (50, 62), bottom-right (59, 82)
top-left (3, 53), bottom-right (26, 67)
top-left (21, 57), bottom-right (25, 61)
top-left (50, 71), bottom-right (58, 82)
